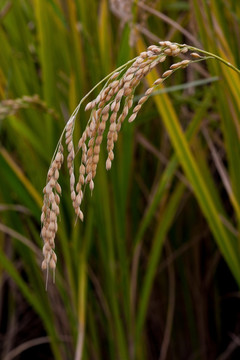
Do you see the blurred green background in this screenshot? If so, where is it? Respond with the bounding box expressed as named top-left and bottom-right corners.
top-left (0, 0), bottom-right (240, 359)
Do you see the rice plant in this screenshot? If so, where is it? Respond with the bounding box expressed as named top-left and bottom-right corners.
top-left (1, 1), bottom-right (240, 359)
top-left (41, 40), bottom-right (240, 281)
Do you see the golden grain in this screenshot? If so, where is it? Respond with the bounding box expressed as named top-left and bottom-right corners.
top-left (41, 41), bottom-right (201, 273)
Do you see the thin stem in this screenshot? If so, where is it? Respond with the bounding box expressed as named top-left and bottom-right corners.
top-left (177, 43), bottom-right (240, 76)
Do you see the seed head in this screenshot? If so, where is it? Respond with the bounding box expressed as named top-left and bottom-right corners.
top-left (41, 40), bottom-right (201, 277)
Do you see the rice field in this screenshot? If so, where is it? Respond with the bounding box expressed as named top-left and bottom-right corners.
top-left (0, 1), bottom-right (240, 359)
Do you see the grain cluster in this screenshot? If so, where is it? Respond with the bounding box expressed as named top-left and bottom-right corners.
top-left (41, 41), bottom-right (204, 272)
